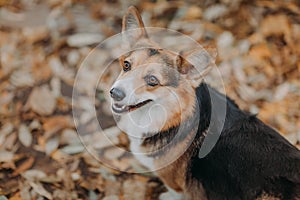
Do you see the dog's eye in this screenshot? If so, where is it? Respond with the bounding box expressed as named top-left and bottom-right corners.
top-left (146, 75), bottom-right (160, 87)
top-left (149, 48), bottom-right (158, 56)
top-left (123, 61), bottom-right (131, 72)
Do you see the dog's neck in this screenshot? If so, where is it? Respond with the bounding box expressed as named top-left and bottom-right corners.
top-left (139, 83), bottom-right (216, 158)
top-left (140, 113), bottom-right (201, 158)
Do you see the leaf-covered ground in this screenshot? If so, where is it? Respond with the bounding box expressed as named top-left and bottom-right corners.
top-left (0, 0), bottom-right (299, 199)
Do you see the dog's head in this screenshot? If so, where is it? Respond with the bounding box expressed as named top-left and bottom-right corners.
top-left (110, 6), bottom-right (216, 134)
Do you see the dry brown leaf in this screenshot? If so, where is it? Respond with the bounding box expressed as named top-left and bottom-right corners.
top-left (104, 180), bottom-right (121, 196)
top-left (273, 83), bottom-right (290, 102)
top-left (60, 144), bottom-right (85, 155)
top-left (56, 168), bottom-right (75, 191)
top-left (260, 15), bottom-right (292, 45)
top-left (12, 157), bottom-right (35, 177)
top-left (0, 150), bottom-right (14, 163)
top-left (249, 43), bottom-right (271, 60)
top-left (19, 181), bottom-right (31, 200)
top-left (102, 195), bottom-right (120, 200)
top-left (48, 57), bottom-right (75, 84)
top-left (104, 147), bottom-right (124, 161)
top-left (67, 33), bottom-right (104, 47)
top-left (45, 136), bottom-right (59, 155)
top-left (79, 174), bottom-right (104, 192)
top-left (50, 150), bottom-right (72, 163)
top-left (28, 182), bottom-right (53, 200)
top-left (0, 123), bottom-right (14, 146)
top-left (22, 26), bottom-right (49, 44)
top-left (18, 124), bottom-right (32, 147)
top-left (122, 179), bottom-right (146, 200)
top-left (184, 6), bottom-right (202, 20)
top-left (27, 86), bottom-right (56, 116)
top-left (22, 169), bottom-right (47, 181)
top-left (10, 70), bottom-right (35, 88)
top-left (42, 115), bottom-right (74, 139)
top-left (52, 189), bottom-right (74, 200)
top-left (31, 63), bottom-right (52, 82)
top-left (8, 192), bottom-right (22, 200)
top-left (2, 132), bottom-right (17, 151)
top-left (60, 129), bottom-right (80, 145)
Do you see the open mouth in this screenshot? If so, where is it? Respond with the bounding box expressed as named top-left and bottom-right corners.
top-left (112, 99), bottom-right (152, 114)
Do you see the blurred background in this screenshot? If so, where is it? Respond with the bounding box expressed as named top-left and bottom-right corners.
top-left (0, 0), bottom-right (299, 199)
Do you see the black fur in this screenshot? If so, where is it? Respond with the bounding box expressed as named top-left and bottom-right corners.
top-left (187, 83), bottom-right (300, 199)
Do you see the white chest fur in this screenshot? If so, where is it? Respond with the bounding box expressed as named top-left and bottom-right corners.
top-left (116, 113), bottom-right (156, 171)
top-left (128, 136), bottom-right (155, 171)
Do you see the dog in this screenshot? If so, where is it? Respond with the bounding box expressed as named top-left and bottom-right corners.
top-left (110, 6), bottom-right (300, 200)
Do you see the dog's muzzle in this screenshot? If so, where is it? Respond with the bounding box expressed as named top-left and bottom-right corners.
top-left (110, 87), bottom-right (126, 101)
top-left (112, 99), bottom-right (153, 114)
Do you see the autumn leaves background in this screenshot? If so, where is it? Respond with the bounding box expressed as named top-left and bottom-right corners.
top-left (0, 0), bottom-right (300, 199)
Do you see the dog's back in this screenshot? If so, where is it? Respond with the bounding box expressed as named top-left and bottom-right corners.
top-left (186, 83), bottom-right (300, 199)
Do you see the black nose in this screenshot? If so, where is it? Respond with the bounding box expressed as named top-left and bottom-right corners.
top-left (110, 88), bottom-right (126, 101)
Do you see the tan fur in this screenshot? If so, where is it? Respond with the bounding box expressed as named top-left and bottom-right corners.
top-left (117, 44), bottom-right (197, 132)
top-left (113, 6), bottom-right (215, 200)
top-left (154, 132), bottom-right (208, 200)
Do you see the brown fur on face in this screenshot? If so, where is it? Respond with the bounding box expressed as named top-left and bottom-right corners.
top-left (115, 6), bottom-right (216, 130)
top-left (117, 44), bottom-right (198, 130)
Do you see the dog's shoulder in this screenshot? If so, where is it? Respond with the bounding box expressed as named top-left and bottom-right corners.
top-left (189, 83), bottom-right (300, 199)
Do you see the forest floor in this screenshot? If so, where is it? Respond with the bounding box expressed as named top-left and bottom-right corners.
top-left (0, 0), bottom-right (299, 199)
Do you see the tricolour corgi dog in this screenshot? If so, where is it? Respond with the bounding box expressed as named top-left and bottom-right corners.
top-left (110, 6), bottom-right (300, 200)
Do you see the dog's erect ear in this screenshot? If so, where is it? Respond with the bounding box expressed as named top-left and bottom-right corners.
top-left (122, 6), bottom-right (147, 46)
top-left (176, 47), bottom-right (217, 87)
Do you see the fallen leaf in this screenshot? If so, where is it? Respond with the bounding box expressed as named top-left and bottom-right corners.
top-left (48, 57), bottom-right (75, 84)
top-left (22, 26), bottom-right (49, 44)
top-left (0, 123), bottom-right (14, 146)
top-left (88, 190), bottom-right (98, 200)
top-left (104, 179), bottom-right (121, 196)
top-left (273, 83), bottom-right (290, 101)
top-left (249, 43), bottom-right (271, 60)
top-left (45, 136), bottom-right (59, 155)
top-left (28, 182), bottom-right (52, 200)
top-left (104, 147), bottom-right (124, 161)
top-left (10, 70), bottom-right (35, 88)
top-left (8, 192), bottom-right (22, 200)
top-left (42, 115), bottom-right (74, 139)
top-left (60, 144), bottom-right (85, 155)
top-left (102, 195), bottom-right (119, 200)
top-left (19, 182), bottom-right (32, 200)
top-left (22, 169), bottom-right (47, 181)
top-left (12, 157), bottom-right (34, 176)
top-left (260, 14), bottom-right (292, 45)
top-left (18, 124), bottom-right (32, 147)
top-left (203, 4), bottom-right (228, 21)
top-left (56, 168), bottom-right (75, 190)
top-left (27, 85), bottom-right (56, 116)
top-left (123, 179), bottom-right (146, 200)
top-left (60, 129), bottom-right (80, 145)
top-left (0, 151), bottom-right (14, 163)
top-left (67, 33), bottom-right (104, 47)
top-left (52, 189), bottom-right (74, 200)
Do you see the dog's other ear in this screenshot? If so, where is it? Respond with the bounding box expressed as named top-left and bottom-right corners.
top-left (176, 47), bottom-right (217, 87)
top-left (122, 6), bottom-right (147, 46)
